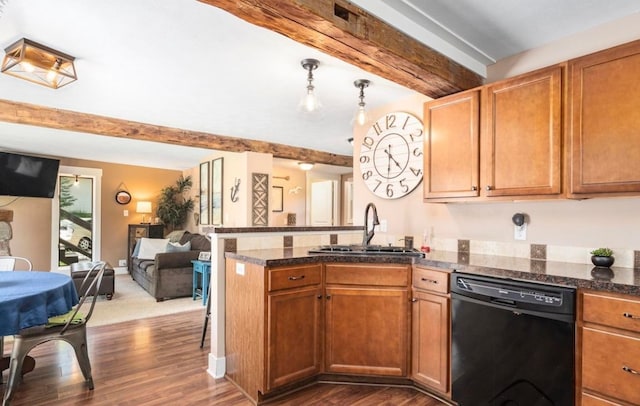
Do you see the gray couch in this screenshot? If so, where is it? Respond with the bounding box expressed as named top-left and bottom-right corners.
top-left (130, 231), bottom-right (211, 301)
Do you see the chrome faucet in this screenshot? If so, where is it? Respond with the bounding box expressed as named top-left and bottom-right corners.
top-left (362, 202), bottom-right (380, 246)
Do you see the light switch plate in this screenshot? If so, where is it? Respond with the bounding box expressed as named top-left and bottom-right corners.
top-left (514, 224), bottom-right (527, 241)
top-left (236, 263), bottom-right (245, 276)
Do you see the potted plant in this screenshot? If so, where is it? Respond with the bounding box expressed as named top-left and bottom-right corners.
top-left (156, 175), bottom-right (195, 232)
top-left (590, 247), bottom-right (614, 268)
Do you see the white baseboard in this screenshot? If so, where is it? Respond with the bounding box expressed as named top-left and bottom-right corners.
top-left (207, 354), bottom-right (226, 379)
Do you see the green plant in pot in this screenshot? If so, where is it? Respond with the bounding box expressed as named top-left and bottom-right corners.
top-left (590, 247), bottom-right (614, 268)
top-left (156, 175), bottom-right (194, 232)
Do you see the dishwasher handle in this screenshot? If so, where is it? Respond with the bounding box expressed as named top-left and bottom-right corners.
top-left (490, 297), bottom-right (516, 307)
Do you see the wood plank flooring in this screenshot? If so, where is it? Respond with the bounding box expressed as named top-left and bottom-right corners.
top-left (2, 310), bottom-right (448, 405)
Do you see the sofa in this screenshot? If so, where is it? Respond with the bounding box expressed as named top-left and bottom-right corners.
top-left (130, 231), bottom-right (211, 301)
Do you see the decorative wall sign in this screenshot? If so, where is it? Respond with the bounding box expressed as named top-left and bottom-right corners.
top-left (211, 157), bottom-right (223, 225)
top-left (271, 186), bottom-right (283, 212)
top-left (199, 161), bottom-right (210, 225)
top-left (252, 173), bottom-right (268, 226)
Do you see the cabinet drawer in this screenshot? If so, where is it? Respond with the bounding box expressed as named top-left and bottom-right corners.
top-left (268, 264), bottom-right (321, 292)
top-left (582, 392), bottom-right (624, 406)
top-left (583, 291), bottom-right (640, 333)
top-left (413, 267), bottom-right (449, 294)
top-left (325, 264), bottom-right (409, 287)
top-left (582, 327), bottom-right (640, 405)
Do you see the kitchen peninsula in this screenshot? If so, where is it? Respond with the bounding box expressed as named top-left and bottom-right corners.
top-left (223, 246), bottom-right (640, 405)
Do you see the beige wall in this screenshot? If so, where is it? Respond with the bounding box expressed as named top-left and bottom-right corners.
top-left (0, 156), bottom-right (184, 271)
top-left (352, 31), bottom-right (640, 260)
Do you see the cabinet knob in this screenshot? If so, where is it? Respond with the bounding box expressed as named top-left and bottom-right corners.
top-left (411, 298), bottom-right (418, 303)
top-left (317, 295), bottom-right (322, 300)
top-left (623, 312), bottom-right (639, 319)
top-left (326, 295), bottom-right (331, 300)
top-left (622, 365), bottom-right (639, 375)
top-left (471, 186), bottom-right (477, 191)
top-left (486, 185), bottom-right (492, 191)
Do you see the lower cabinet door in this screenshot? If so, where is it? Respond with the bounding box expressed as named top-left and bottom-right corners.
top-left (582, 327), bottom-right (640, 405)
top-left (411, 290), bottom-right (450, 393)
top-left (324, 286), bottom-right (409, 376)
top-left (267, 286), bottom-right (322, 391)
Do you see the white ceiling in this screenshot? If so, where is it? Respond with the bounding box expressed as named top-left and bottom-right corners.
top-left (0, 0), bottom-right (638, 170)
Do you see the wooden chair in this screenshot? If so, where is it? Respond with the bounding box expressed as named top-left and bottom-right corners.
top-left (0, 256), bottom-right (32, 271)
top-left (2, 261), bottom-right (107, 406)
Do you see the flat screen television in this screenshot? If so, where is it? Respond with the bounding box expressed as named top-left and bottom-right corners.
top-left (0, 151), bottom-right (60, 198)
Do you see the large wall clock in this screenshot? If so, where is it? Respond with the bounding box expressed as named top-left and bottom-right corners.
top-left (359, 111), bottom-right (424, 199)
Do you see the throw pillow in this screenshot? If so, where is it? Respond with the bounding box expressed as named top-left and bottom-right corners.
top-left (166, 240), bottom-right (191, 253)
top-left (132, 239), bottom-right (142, 258)
top-left (165, 230), bottom-right (186, 243)
top-left (137, 238), bottom-right (170, 260)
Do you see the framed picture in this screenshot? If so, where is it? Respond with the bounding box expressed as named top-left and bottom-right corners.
top-left (198, 251), bottom-right (211, 261)
top-left (212, 157), bottom-right (223, 225)
top-left (271, 185), bottom-right (283, 212)
top-left (199, 161), bottom-right (210, 225)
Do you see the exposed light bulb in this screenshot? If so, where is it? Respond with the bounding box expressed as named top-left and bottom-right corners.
top-left (20, 61), bottom-right (35, 73)
top-left (356, 105), bottom-right (368, 126)
top-left (46, 69), bottom-right (58, 84)
top-left (303, 88), bottom-right (319, 112)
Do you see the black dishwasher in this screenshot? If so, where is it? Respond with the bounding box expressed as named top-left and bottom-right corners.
top-left (450, 272), bottom-right (576, 406)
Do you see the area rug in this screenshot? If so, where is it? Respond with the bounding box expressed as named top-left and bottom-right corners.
top-left (87, 274), bottom-right (205, 327)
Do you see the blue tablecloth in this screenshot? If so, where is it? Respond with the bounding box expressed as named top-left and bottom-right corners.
top-left (0, 271), bottom-right (79, 336)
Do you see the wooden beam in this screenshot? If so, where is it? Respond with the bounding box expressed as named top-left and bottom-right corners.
top-left (0, 99), bottom-right (352, 167)
top-left (199, 0), bottom-right (483, 98)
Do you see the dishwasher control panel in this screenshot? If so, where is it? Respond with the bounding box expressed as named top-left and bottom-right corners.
top-left (456, 277), bottom-right (563, 307)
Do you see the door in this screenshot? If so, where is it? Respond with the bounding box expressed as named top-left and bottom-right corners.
top-left (52, 165), bottom-right (102, 270)
top-left (309, 179), bottom-right (335, 226)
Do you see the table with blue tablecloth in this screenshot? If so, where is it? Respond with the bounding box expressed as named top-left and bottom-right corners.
top-left (0, 271), bottom-right (79, 376)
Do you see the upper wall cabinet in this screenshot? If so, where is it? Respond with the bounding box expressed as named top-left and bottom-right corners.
top-left (424, 89), bottom-right (480, 199)
top-left (482, 66), bottom-right (563, 198)
top-left (423, 66), bottom-right (563, 202)
top-left (568, 40), bottom-right (640, 197)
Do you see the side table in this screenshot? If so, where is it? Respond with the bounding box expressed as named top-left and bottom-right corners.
top-left (191, 260), bottom-right (211, 305)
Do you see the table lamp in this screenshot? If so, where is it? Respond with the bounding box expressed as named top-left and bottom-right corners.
top-left (136, 201), bottom-right (152, 224)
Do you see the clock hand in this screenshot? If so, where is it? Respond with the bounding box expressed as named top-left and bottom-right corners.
top-left (384, 148), bottom-right (403, 170)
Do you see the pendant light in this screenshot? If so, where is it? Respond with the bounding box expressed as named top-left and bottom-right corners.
top-left (353, 79), bottom-right (371, 126)
top-left (298, 58), bottom-right (322, 115)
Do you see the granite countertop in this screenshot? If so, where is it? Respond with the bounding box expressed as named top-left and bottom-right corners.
top-left (225, 247), bottom-right (640, 296)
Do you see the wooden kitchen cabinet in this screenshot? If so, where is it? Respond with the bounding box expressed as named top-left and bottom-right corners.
top-left (411, 266), bottom-right (451, 395)
top-left (423, 65), bottom-right (562, 201)
top-left (266, 266), bottom-right (323, 391)
top-left (324, 263), bottom-right (410, 377)
top-left (568, 40), bottom-right (640, 197)
top-left (225, 259), bottom-right (322, 402)
top-left (579, 290), bottom-right (640, 406)
top-left (482, 65), bottom-right (563, 197)
top-left (423, 89), bottom-right (480, 199)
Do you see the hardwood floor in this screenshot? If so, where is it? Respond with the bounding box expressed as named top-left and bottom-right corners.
top-left (2, 310), bottom-right (448, 405)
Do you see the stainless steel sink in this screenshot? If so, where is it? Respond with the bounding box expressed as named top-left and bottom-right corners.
top-left (308, 244), bottom-right (424, 257)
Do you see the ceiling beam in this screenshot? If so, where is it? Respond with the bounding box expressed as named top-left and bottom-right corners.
top-left (0, 99), bottom-right (352, 167)
top-left (199, 0), bottom-right (483, 98)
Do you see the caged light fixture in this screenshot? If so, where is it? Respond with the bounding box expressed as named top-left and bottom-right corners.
top-left (353, 79), bottom-right (371, 126)
top-left (298, 58), bottom-right (322, 114)
top-left (1, 38), bottom-right (77, 89)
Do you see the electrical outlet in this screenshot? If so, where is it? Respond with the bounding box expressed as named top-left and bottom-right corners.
top-left (514, 224), bottom-right (527, 241)
top-left (118, 259), bottom-right (127, 267)
top-left (123, 209), bottom-right (129, 216)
